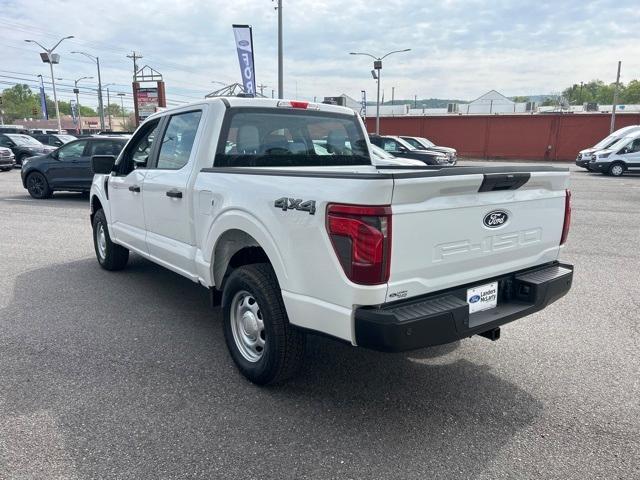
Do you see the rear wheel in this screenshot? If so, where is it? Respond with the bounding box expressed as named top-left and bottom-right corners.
top-left (92, 209), bottom-right (129, 270)
top-left (222, 263), bottom-right (305, 385)
top-left (608, 163), bottom-right (624, 177)
top-left (26, 172), bottom-right (52, 199)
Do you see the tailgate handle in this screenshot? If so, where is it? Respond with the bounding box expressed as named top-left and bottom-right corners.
top-left (478, 173), bottom-right (530, 192)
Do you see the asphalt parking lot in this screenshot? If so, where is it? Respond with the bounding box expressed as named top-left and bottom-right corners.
top-left (0, 164), bottom-right (638, 479)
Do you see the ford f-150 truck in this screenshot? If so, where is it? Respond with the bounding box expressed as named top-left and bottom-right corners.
top-left (89, 97), bottom-right (573, 385)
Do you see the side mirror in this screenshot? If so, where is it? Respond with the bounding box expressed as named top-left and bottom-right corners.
top-left (398, 146), bottom-right (408, 152)
top-left (54, 141), bottom-right (63, 146)
top-left (50, 150), bottom-right (59, 160)
top-left (91, 155), bottom-right (116, 174)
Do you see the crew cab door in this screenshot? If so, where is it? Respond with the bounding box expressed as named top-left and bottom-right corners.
top-left (108, 118), bottom-right (161, 254)
top-left (142, 110), bottom-right (203, 276)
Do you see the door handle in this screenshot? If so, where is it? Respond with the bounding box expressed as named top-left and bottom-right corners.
top-left (128, 185), bottom-right (141, 193)
top-left (166, 189), bottom-right (183, 199)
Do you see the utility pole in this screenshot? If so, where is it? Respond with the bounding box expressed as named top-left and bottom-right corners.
top-left (391, 86), bottom-right (395, 105)
top-left (257, 83), bottom-right (268, 97)
top-left (117, 93), bottom-right (126, 131)
top-left (610, 61), bottom-right (621, 134)
top-left (104, 84), bottom-right (115, 131)
top-left (127, 51), bottom-right (143, 80)
top-left (414, 94), bottom-right (417, 109)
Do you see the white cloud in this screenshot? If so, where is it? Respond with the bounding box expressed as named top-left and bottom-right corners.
top-left (1, 0), bottom-right (639, 107)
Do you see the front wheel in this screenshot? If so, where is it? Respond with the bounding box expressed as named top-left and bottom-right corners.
top-left (222, 263), bottom-right (305, 385)
top-left (92, 209), bottom-right (129, 270)
top-left (26, 172), bottom-right (52, 199)
top-left (608, 163), bottom-right (625, 177)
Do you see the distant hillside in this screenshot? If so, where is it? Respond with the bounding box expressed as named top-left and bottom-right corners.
top-left (370, 98), bottom-right (469, 108)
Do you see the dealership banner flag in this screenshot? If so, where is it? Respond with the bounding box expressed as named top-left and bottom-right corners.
top-left (232, 24), bottom-right (256, 95)
top-left (39, 76), bottom-right (48, 120)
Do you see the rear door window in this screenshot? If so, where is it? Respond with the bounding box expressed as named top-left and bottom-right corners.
top-left (215, 108), bottom-right (370, 167)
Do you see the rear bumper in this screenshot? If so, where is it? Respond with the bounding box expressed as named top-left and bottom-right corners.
top-left (354, 262), bottom-right (573, 352)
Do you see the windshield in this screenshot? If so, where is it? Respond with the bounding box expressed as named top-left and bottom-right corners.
top-left (56, 135), bottom-right (77, 143)
top-left (394, 137), bottom-right (417, 150)
top-left (607, 135), bottom-right (637, 152)
top-left (418, 137), bottom-right (435, 147)
top-left (370, 143), bottom-right (396, 159)
top-left (6, 134), bottom-right (43, 146)
top-left (593, 134), bottom-right (617, 150)
top-left (216, 108), bottom-right (370, 167)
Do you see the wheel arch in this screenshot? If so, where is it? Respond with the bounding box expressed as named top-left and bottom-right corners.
top-left (212, 228), bottom-right (281, 291)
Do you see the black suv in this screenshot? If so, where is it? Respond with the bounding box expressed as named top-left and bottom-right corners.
top-left (0, 133), bottom-right (56, 166)
top-left (368, 135), bottom-right (452, 165)
top-left (31, 133), bottom-right (78, 148)
top-left (21, 136), bottom-right (128, 198)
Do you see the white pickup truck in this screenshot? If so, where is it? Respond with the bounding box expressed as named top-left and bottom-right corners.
top-left (89, 97), bottom-right (573, 385)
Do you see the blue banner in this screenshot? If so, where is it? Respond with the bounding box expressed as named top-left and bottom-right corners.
top-left (232, 24), bottom-right (256, 95)
top-left (39, 76), bottom-right (48, 120)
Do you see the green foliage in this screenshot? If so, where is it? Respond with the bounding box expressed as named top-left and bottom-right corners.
top-left (511, 96), bottom-right (530, 103)
top-left (562, 79), bottom-right (640, 105)
top-left (0, 84), bottom-right (39, 122)
top-left (0, 83), bottom-right (97, 122)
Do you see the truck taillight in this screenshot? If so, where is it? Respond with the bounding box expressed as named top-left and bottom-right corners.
top-left (560, 189), bottom-right (571, 245)
top-left (326, 204), bottom-right (392, 285)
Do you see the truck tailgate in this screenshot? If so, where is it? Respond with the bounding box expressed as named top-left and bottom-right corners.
top-left (386, 167), bottom-right (570, 302)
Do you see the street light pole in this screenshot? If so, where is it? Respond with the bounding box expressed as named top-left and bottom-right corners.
top-left (105, 83), bottom-right (115, 131)
top-left (274, 0), bottom-right (283, 98)
top-left (74, 76), bottom-right (93, 134)
top-left (71, 51), bottom-right (105, 131)
top-left (350, 49), bottom-right (410, 135)
top-left (25, 35), bottom-right (74, 133)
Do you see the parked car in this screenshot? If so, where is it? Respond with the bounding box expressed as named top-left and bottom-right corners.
top-left (587, 131), bottom-right (640, 176)
top-left (0, 125), bottom-right (30, 134)
top-left (21, 136), bottom-right (128, 198)
top-left (88, 97), bottom-right (573, 385)
top-left (0, 133), bottom-right (56, 166)
top-left (369, 144), bottom-right (425, 166)
top-left (575, 125), bottom-right (640, 169)
top-left (0, 146), bottom-right (15, 171)
top-left (31, 133), bottom-right (77, 147)
top-left (400, 136), bottom-right (457, 164)
top-left (369, 135), bottom-right (452, 165)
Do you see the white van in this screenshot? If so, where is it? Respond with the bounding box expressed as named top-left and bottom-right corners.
top-left (587, 130), bottom-right (640, 176)
top-left (575, 125), bottom-right (640, 169)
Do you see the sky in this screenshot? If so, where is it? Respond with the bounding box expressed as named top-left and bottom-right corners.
top-left (1, 0), bottom-right (639, 111)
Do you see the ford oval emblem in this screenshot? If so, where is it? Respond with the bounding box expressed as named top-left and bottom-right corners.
top-left (469, 295), bottom-right (480, 303)
top-left (238, 40), bottom-right (250, 47)
top-left (483, 210), bottom-right (509, 228)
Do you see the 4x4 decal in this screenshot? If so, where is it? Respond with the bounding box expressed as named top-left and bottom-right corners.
top-left (274, 197), bottom-right (316, 215)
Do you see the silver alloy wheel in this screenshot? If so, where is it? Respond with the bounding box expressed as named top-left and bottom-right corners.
top-left (230, 290), bottom-right (266, 362)
top-left (96, 223), bottom-right (107, 261)
top-left (611, 164), bottom-right (623, 176)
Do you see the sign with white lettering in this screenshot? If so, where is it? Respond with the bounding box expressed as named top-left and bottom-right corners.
top-left (232, 24), bottom-right (256, 95)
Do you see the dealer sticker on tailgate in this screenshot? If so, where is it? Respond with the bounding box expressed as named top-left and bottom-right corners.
top-left (467, 282), bottom-right (498, 314)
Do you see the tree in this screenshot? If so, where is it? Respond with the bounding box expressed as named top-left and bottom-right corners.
top-left (621, 80), bottom-right (640, 104)
top-left (0, 84), bottom-right (39, 122)
top-left (562, 80), bottom-right (624, 105)
top-left (105, 103), bottom-right (123, 116)
top-left (511, 96), bottom-right (530, 103)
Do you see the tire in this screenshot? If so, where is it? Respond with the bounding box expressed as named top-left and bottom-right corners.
top-left (222, 263), bottom-right (305, 385)
top-left (26, 171), bottom-right (52, 199)
top-left (0, 167), bottom-right (10, 172)
top-left (608, 162), bottom-right (625, 177)
top-left (92, 209), bottom-right (129, 270)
